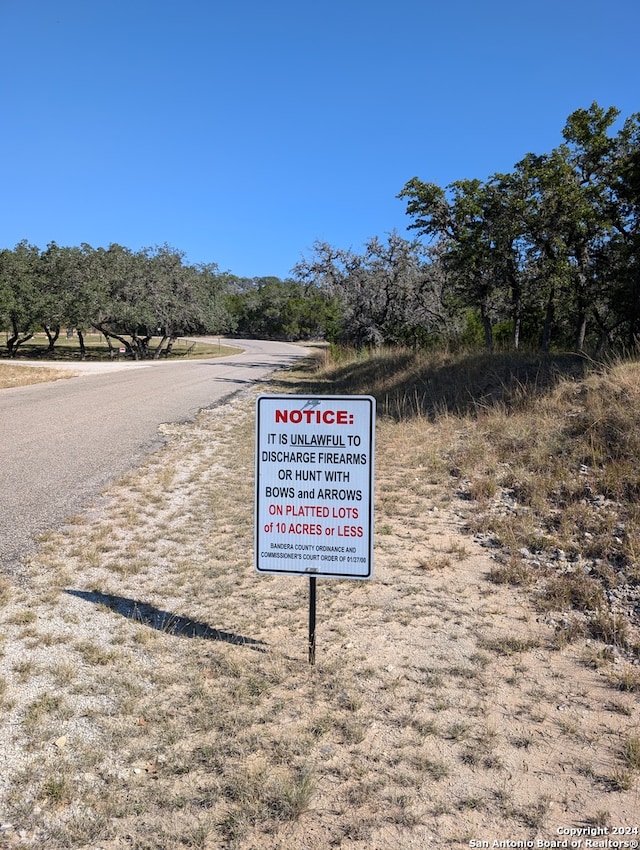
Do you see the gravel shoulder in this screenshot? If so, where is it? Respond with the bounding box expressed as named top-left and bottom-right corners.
top-left (0, 385), bottom-right (638, 849)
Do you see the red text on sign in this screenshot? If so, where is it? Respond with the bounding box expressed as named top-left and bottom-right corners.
top-left (337, 526), bottom-right (364, 537)
top-left (288, 523), bottom-right (323, 535)
top-left (270, 504), bottom-right (360, 518)
top-left (275, 409), bottom-right (354, 425)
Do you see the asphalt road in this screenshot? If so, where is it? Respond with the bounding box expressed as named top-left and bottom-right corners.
top-left (0, 338), bottom-right (308, 574)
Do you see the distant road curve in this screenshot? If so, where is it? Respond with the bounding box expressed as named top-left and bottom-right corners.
top-left (0, 338), bottom-right (308, 574)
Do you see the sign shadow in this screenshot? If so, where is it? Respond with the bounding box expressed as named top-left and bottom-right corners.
top-left (65, 589), bottom-right (267, 651)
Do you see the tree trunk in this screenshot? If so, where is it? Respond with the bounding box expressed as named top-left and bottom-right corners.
top-left (576, 311), bottom-right (588, 352)
top-left (77, 329), bottom-right (86, 360)
top-left (541, 284), bottom-right (555, 353)
top-left (592, 307), bottom-right (618, 356)
top-left (139, 334), bottom-right (152, 358)
top-left (43, 324), bottom-right (60, 352)
top-left (93, 323), bottom-right (129, 359)
top-left (512, 285), bottom-right (521, 351)
top-left (480, 303), bottom-right (493, 352)
top-left (508, 268), bottom-right (521, 351)
top-left (153, 335), bottom-right (169, 359)
top-left (629, 272), bottom-right (640, 350)
top-left (7, 317), bottom-right (34, 357)
top-left (575, 245), bottom-right (591, 352)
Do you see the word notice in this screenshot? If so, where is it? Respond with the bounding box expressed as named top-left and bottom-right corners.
top-left (255, 395), bottom-right (375, 579)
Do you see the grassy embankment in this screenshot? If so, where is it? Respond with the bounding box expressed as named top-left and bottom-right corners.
top-left (0, 344), bottom-right (638, 849)
top-left (293, 345), bottom-right (640, 659)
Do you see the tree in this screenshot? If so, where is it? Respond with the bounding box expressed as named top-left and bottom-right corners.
top-left (399, 103), bottom-right (640, 354)
top-left (293, 233), bottom-right (444, 347)
top-left (398, 177), bottom-right (525, 350)
top-left (90, 244), bottom-right (151, 359)
top-left (89, 245), bottom-right (236, 358)
top-left (144, 245), bottom-right (198, 358)
top-left (516, 149), bottom-right (582, 351)
top-left (229, 276), bottom-right (337, 340)
top-left (0, 241), bottom-right (43, 356)
top-left (514, 105), bottom-right (629, 351)
top-left (579, 107), bottom-right (640, 349)
top-left (38, 243), bottom-right (102, 355)
top-left (612, 114), bottom-right (640, 347)
top-left (71, 244), bottom-right (111, 358)
top-left (192, 264), bottom-right (236, 339)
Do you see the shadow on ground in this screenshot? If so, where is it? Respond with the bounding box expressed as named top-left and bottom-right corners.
top-left (65, 588), bottom-right (267, 651)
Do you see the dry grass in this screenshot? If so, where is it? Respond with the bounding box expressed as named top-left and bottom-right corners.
top-left (306, 344), bottom-right (591, 420)
top-left (293, 347), bottom-right (640, 660)
top-left (0, 349), bottom-right (639, 848)
top-left (0, 364), bottom-right (74, 389)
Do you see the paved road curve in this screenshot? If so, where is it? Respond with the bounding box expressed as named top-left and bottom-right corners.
top-left (0, 338), bottom-right (308, 574)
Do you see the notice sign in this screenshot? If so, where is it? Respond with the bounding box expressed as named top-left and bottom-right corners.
top-left (255, 395), bottom-right (375, 579)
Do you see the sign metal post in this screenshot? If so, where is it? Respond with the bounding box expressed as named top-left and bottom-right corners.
top-left (255, 395), bottom-right (375, 663)
top-left (309, 577), bottom-right (317, 665)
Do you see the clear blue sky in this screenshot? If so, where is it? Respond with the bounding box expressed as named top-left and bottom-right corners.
top-left (1, 0), bottom-right (638, 279)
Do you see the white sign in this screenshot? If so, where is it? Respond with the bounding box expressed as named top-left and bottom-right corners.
top-left (255, 395), bottom-right (375, 579)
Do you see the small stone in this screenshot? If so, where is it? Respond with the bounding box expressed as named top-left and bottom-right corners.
top-left (54, 735), bottom-right (67, 749)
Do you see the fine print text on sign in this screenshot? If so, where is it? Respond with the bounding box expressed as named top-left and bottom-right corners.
top-left (255, 395), bottom-right (375, 579)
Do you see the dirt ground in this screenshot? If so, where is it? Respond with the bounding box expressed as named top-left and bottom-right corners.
top-left (0, 385), bottom-right (638, 849)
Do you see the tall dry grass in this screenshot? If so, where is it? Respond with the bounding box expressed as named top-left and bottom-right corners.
top-left (296, 344), bottom-right (591, 420)
top-left (279, 346), bottom-right (640, 657)
top-left (0, 364), bottom-right (74, 389)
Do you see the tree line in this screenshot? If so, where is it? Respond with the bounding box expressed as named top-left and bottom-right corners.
top-left (0, 243), bottom-right (237, 358)
top-left (298, 102), bottom-right (640, 353)
top-left (0, 240), bottom-right (340, 358)
top-left (2, 103), bottom-right (638, 357)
